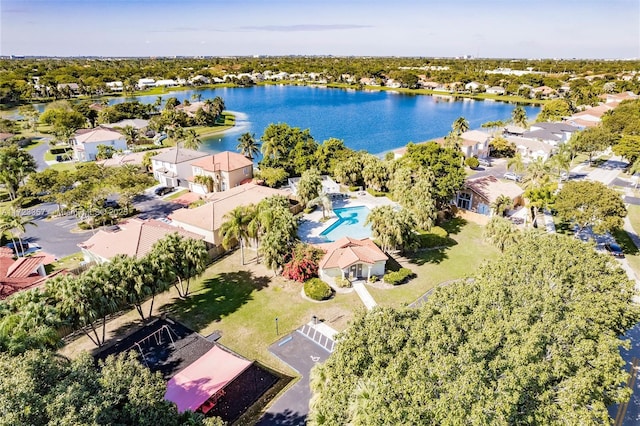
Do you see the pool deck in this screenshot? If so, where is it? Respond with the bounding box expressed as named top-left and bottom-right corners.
top-left (298, 191), bottom-right (397, 244)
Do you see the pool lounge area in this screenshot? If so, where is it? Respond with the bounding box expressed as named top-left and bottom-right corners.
top-left (298, 192), bottom-right (397, 244)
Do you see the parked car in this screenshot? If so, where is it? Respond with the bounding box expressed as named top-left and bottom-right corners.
top-left (604, 242), bottom-right (624, 258)
top-left (478, 157), bottom-right (492, 167)
top-left (154, 186), bottom-right (174, 196)
top-left (503, 172), bottom-right (521, 182)
top-left (560, 172), bottom-right (569, 181)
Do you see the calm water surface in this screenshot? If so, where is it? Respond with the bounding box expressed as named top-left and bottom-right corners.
top-left (43, 85), bottom-right (541, 155)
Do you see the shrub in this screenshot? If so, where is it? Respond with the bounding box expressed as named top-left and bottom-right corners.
top-left (465, 157), bottom-right (480, 169)
top-left (368, 275), bottom-right (379, 283)
top-left (304, 278), bottom-right (333, 301)
top-left (417, 226), bottom-right (452, 248)
top-left (383, 268), bottom-right (415, 285)
top-left (335, 276), bottom-right (352, 288)
top-left (282, 243), bottom-right (324, 282)
top-left (366, 188), bottom-right (387, 197)
top-left (349, 186), bottom-right (360, 192)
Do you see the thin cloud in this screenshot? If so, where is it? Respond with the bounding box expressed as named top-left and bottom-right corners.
top-left (239, 24), bottom-right (372, 32)
top-left (148, 27), bottom-right (226, 33)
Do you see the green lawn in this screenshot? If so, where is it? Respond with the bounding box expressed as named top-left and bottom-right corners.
top-left (370, 218), bottom-right (500, 308)
top-left (164, 188), bottom-right (189, 200)
top-left (192, 112), bottom-right (236, 138)
top-left (48, 162), bottom-right (77, 172)
top-left (59, 218), bottom-right (498, 374)
top-left (44, 145), bottom-right (72, 161)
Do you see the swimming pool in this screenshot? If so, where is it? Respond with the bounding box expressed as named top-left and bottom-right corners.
top-left (320, 206), bottom-right (372, 242)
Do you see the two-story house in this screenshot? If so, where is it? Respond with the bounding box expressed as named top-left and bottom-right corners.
top-left (151, 147), bottom-right (209, 188)
top-left (72, 127), bottom-right (128, 161)
top-left (188, 151), bottom-right (254, 194)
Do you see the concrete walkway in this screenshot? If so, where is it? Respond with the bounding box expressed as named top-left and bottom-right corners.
top-left (352, 280), bottom-right (377, 310)
top-left (543, 209), bottom-right (556, 234)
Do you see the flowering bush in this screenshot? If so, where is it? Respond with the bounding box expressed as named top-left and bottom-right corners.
top-left (282, 243), bottom-right (324, 282)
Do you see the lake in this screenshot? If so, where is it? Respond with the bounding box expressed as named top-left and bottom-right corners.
top-left (55, 86), bottom-right (542, 155)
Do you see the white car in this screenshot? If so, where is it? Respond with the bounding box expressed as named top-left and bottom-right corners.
top-left (504, 172), bottom-right (521, 182)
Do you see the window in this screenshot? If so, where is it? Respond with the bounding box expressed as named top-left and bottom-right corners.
top-left (457, 192), bottom-right (472, 210)
top-left (244, 166), bottom-right (250, 175)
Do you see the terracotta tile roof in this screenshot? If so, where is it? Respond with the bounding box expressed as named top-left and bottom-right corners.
top-left (0, 249), bottom-right (50, 300)
top-left (7, 256), bottom-right (46, 278)
top-left (0, 133), bottom-right (15, 141)
top-left (169, 183), bottom-right (289, 234)
top-left (78, 218), bottom-right (203, 261)
top-left (316, 237), bottom-right (387, 270)
top-left (191, 151), bottom-right (253, 172)
top-left (74, 127), bottom-right (125, 144)
top-left (465, 175), bottom-right (524, 204)
top-left (461, 130), bottom-right (490, 144)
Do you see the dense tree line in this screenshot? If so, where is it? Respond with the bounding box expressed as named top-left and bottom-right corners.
top-left (309, 233), bottom-right (639, 425)
top-left (2, 57), bottom-right (638, 106)
top-left (0, 349), bottom-right (223, 426)
top-left (0, 234), bottom-right (208, 352)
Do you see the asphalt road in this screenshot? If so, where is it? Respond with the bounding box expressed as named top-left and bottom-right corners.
top-left (257, 332), bottom-right (331, 426)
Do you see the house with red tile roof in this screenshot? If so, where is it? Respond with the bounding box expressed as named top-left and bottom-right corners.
top-left (188, 151), bottom-right (253, 195)
top-left (0, 247), bottom-right (50, 300)
top-left (455, 175), bottom-right (524, 216)
top-left (151, 147), bottom-right (209, 188)
top-left (315, 237), bottom-right (387, 283)
top-left (78, 218), bottom-right (203, 264)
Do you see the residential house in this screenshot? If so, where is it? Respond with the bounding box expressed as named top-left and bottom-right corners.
top-left (505, 136), bottom-right (553, 161)
top-left (0, 133), bottom-right (14, 142)
top-left (600, 91), bottom-right (639, 103)
top-left (72, 127), bottom-right (128, 161)
top-left (523, 122), bottom-right (580, 146)
top-left (0, 247), bottom-right (51, 300)
top-left (78, 218), bottom-right (203, 264)
top-left (155, 79), bottom-right (178, 87)
top-left (532, 86), bottom-right (557, 98)
top-left (137, 78), bottom-right (156, 89)
top-left (503, 125), bottom-right (526, 137)
top-left (567, 103), bottom-right (616, 126)
top-left (189, 75), bottom-right (211, 85)
top-left (105, 81), bottom-right (123, 91)
top-left (169, 183), bottom-right (291, 245)
top-left (288, 175), bottom-right (340, 196)
top-left (188, 151), bottom-right (254, 195)
top-left (151, 147), bottom-right (209, 188)
top-left (57, 83), bottom-right (80, 95)
top-left (175, 101), bottom-right (207, 118)
top-left (102, 118), bottom-right (150, 131)
top-left (385, 79), bottom-right (402, 88)
top-left (486, 86), bottom-right (506, 95)
top-left (465, 81), bottom-right (484, 92)
top-left (315, 237), bottom-right (387, 283)
top-left (455, 175), bottom-right (524, 216)
top-left (460, 130), bottom-right (491, 158)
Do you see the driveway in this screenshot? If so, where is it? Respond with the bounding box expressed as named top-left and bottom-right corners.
top-left (29, 137), bottom-right (52, 171)
top-left (257, 329), bottom-right (332, 426)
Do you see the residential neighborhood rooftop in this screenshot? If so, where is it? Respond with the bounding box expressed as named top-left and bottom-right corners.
top-left (191, 151), bottom-right (253, 172)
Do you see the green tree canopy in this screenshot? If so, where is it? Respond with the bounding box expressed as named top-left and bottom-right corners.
top-left (555, 180), bottom-right (627, 233)
top-left (309, 233), bottom-right (639, 425)
top-left (536, 99), bottom-right (572, 122)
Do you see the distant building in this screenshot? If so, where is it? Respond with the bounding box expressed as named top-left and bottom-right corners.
top-left (188, 151), bottom-right (254, 195)
top-left (72, 127), bottom-right (128, 161)
top-left (137, 78), bottom-right (155, 89)
top-left (455, 175), bottom-right (524, 216)
top-left (0, 247), bottom-right (52, 300)
top-left (315, 237), bottom-right (387, 283)
top-left (151, 147), bottom-right (209, 188)
top-left (288, 175), bottom-right (340, 196)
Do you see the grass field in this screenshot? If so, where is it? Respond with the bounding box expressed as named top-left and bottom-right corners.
top-left (59, 218), bottom-right (497, 375)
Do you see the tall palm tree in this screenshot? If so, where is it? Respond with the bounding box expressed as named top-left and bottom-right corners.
top-left (191, 93), bottom-right (202, 103)
top-left (261, 137), bottom-right (286, 160)
top-left (112, 255), bottom-right (152, 321)
top-left (308, 194), bottom-right (333, 220)
top-left (237, 132), bottom-right (261, 160)
top-left (511, 106), bottom-right (528, 128)
top-left (182, 128), bottom-right (202, 150)
top-left (219, 206), bottom-right (251, 265)
top-left (0, 213), bottom-right (37, 257)
top-left (484, 216), bottom-right (519, 252)
top-left (452, 116), bottom-right (470, 136)
top-left (506, 152), bottom-right (525, 175)
top-left (524, 157), bottom-right (551, 188)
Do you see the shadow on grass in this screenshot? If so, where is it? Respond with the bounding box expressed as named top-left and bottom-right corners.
top-left (159, 271), bottom-right (270, 331)
top-left (613, 228), bottom-right (640, 255)
top-left (407, 247), bottom-right (448, 266)
top-left (440, 217), bottom-right (467, 235)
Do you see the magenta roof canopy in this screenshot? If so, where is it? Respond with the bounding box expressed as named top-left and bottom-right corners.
top-left (165, 346), bottom-right (252, 413)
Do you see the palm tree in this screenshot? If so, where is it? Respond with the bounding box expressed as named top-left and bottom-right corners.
top-left (452, 116), bottom-right (470, 136)
top-left (112, 255), bottom-right (152, 321)
top-left (191, 93), bottom-right (202, 103)
top-left (511, 106), bottom-right (528, 128)
top-left (524, 157), bottom-right (550, 188)
top-left (308, 193), bottom-right (333, 219)
top-left (0, 213), bottom-right (37, 257)
top-left (237, 132), bottom-right (261, 160)
top-left (219, 206), bottom-right (252, 265)
top-left (484, 216), bottom-right (519, 252)
top-left (506, 152), bottom-right (525, 175)
top-left (182, 128), bottom-right (202, 150)
top-left (491, 195), bottom-right (513, 217)
top-left (121, 125), bottom-right (139, 147)
top-left (153, 96), bottom-right (163, 111)
top-left (261, 137), bottom-right (286, 160)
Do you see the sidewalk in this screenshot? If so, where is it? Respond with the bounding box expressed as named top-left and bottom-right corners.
top-left (352, 280), bottom-right (377, 310)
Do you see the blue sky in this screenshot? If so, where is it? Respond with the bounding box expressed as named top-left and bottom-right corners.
top-left (1, 0), bottom-right (638, 58)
